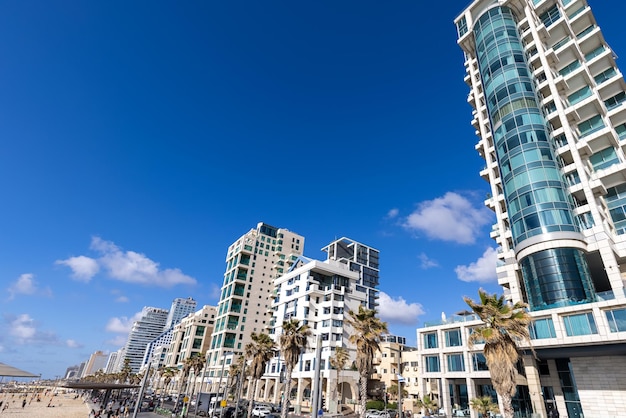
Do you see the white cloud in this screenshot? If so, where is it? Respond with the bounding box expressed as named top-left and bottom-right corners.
top-left (55, 255), bottom-right (100, 282)
top-left (9, 314), bottom-right (37, 343)
top-left (91, 237), bottom-right (197, 287)
top-left (404, 192), bottom-right (492, 244)
top-left (2, 314), bottom-right (59, 346)
top-left (417, 253), bottom-right (439, 269)
top-left (386, 208), bottom-right (399, 219)
top-left (56, 237), bottom-right (197, 288)
top-left (66, 339), bottom-right (82, 348)
top-left (105, 311), bottom-right (143, 334)
top-left (115, 296), bottom-right (129, 303)
top-left (455, 247), bottom-right (498, 283)
top-left (107, 334), bottom-right (129, 347)
top-left (8, 274), bottom-right (38, 299)
top-left (377, 292), bottom-right (424, 326)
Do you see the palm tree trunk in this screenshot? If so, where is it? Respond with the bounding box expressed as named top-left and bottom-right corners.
top-left (189, 373), bottom-right (197, 416)
top-left (248, 380), bottom-right (259, 418)
top-left (359, 372), bottom-right (368, 418)
top-left (281, 366), bottom-right (293, 418)
top-left (501, 394), bottom-right (514, 418)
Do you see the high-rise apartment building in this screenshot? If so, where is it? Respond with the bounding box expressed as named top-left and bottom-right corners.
top-left (141, 297), bottom-right (198, 369)
top-left (260, 238), bottom-right (376, 413)
top-left (322, 238), bottom-right (380, 310)
top-left (166, 305), bottom-right (217, 367)
top-left (81, 350), bottom-right (108, 377)
top-left (123, 306), bottom-right (169, 373)
top-left (205, 222), bottom-right (305, 381)
top-left (166, 297), bottom-right (198, 329)
top-left (105, 350), bottom-right (121, 374)
top-left (413, 0), bottom-right (626, 416)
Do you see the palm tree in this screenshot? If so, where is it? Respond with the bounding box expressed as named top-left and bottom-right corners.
top-left (161, 367), bottom-right (178, 404)
top-left (229, 355), bottom-right (245, 398)
top-left (329, 347), bottom-right (349, 407)
top-left (415, 395), bottom-right (437, 417)
top-left (470, 396), bottom-right (499, 418)
top-left (188, 353), bottom-right (206, 410)
top-left (464, 289), bottom-right (532, 418)
top-left (245, 332), bottom-right (276, 418)
top-left (119, 358), bottom-right (132, 384)
top-left (176, 357), bottom-right (195, 413)
top-left (345, 305), bottom-right (388, 418)
top-left (279, 319), bottom-right (311, 418)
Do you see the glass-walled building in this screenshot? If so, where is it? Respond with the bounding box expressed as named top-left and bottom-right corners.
top-left (414, 1), bottom-right (626, 417)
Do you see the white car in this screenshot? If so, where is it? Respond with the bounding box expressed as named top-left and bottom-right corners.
top-left (252, 407), bottom-right (272, 417)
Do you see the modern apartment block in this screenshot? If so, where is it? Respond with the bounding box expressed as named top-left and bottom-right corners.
top-left (166, 297), bottom-right (198, 329)
top-left (81, 350), bottom-right (108, 377)
top-left (141, 297), bottom-right (198, 369)
top-left (415, 0), bottom-right (626, 417)
top-left (205, 222), bottom-right (305, 383)
top-left (257, 238), bottom-right (377, 414)
top-left (105, 350), bottom-right (121, 374)
top-left (165, 305), bottom-right (217, 391)
top-left (321, 238), bottom-right (380, 310)
top-left (122, 306), bottom-right (169, 373)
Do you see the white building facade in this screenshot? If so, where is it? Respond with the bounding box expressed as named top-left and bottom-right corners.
top-left (252, 238), bottom-right (380, 414)
top-left (123, 306), bottom-right (169, 373)
top-left (205, 222), bottom-right (305, 386)
top-left (423, 0), bottom-right (626, 416)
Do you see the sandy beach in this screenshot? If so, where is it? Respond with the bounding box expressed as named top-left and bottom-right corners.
top-left (0, 393), bottom-right (89, 417)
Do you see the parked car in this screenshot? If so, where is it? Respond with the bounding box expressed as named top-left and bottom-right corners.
top-left (252, 406), bottom-right (273, 417)
top-left (382, 409), bottom-right (397, 418)
top-left (366, 409), bottom-right (380, 418)
top-left (367, 410), bottom-right (390, 418)
top-left (211, 406), bottom-right (236, 418)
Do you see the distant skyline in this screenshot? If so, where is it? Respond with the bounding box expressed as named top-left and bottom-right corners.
top-left (2, 0), bottom-right (625, 379)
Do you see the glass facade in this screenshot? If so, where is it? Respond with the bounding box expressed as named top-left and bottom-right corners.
top-left (474, 6), bottom-right (595, 311)
top-left (520, 248), bottom-right (595, 310)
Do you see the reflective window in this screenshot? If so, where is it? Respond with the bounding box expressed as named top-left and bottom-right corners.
top-left (568, 86), bottom-right (591, 105)
top-left (423, 332), bottom-right (438, 349)
top-left (559, 60), bottom-right (580, 76)
top-left (472, 353), bottom-right (488, 371)
top-left (539, 5), bottom-right (560, 26)
top-left (590, 147), bottom-right (620, 171)
top-left (425, 355), bottom-right (440, 372)
top-left (605, 308), bottom-right (626, 332)
top-left (529, 318), bottom-right (556, 339)
top-left (445, 329), bottom-right (462, 347)
top-left (447, 354), bottom-right (465, 372)
top-left (457, 16), bottom-right (468, 37)
top-left (563, 313), bottom-right (597, 336)
top-left (578, 115), bottom-right (605, 137)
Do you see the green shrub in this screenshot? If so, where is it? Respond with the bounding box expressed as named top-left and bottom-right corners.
top-left (366, 400), bottom-right (385, 410)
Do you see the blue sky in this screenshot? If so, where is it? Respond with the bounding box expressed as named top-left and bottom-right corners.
top-left (2, 0), bottom-right (625, 379)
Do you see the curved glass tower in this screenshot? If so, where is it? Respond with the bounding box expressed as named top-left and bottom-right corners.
top-left (473, 6), bottom-right (595, 310)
